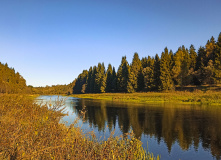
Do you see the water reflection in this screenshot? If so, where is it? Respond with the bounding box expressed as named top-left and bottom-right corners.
top-left (36, 96), bottom-right (221, 160)
top-left (76, 99), bottom-right (221, 160)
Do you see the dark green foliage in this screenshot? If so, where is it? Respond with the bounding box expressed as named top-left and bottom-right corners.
top-left (106, 64), bottom-right (113, 92)
top-left (94, 63), bottom-right (106, 93)
top-left (189, 45), bottom-right (197, 69)
top-left (214, 33), bottom-right (221, 83)
top-left (117, 56), bottom-right (130, 92)
top-left (154, 54), bottom-right (161, 90)
top-left (86, 67), bottom-right (93, 93)
top-left (70, 33), bottom-right (221, 93)
top-left (106, 64), bottom-right (117, 92)
top-left (160, 48), bottom-right (174, 91)
top-left (172, 46), bottom-right (191, 86)
top-left (112, 67), bottom-right (117, 92)
top-left (73, 70), bottom-right (88, 94)
top-left (130, 53), bottom-right (142, 91)
top-left (0, 62), bottom-right (27, 93)
top-left (142, 56), bottom-right (155, 91)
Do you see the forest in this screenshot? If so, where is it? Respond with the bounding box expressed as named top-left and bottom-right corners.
top-left (0, 32), bottom-right (221, 94)
top-left (0, 62), bottom-right (28, 93)
top-left (72, 32), bottom-right (221, 94)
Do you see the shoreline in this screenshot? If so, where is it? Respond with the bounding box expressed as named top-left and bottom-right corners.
top-left (72, 91), bottom-right (221, 105)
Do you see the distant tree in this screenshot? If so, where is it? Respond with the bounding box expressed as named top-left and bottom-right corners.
top-left (160, 48), bottom-right (174, 90)
top-left (189, 45), bottom-right (197, 70)
top-left (194, 46), bottom-right (206, 85)
top-left (73, 70), bottom-right (88, 94)
top-left (205, 36), bottom-right (216, 63)
top-left (142, 56), bottom-right (155, 91)
top-left (130, 53), bottom-right (142, 91)
top-left (106, 64), bottom-right (113, 92)
top-left (117, 56), bottom-right (130, 92)
top-left (94, 63), bottom-right (106, 93)
top-left (202, 60), bottom-right (214, 84)
top-left (86, 67), bottom-right (93, 93)
top-left (0, 62), bottom-right (27, 93)
top-left (127, 66), bottom-right (135, 93)
top-left (154, 54), bottom-right (161, 90)
top-left (90, 66), bottom-right (97, 93)
top-left (112, 67), bottom-right (117, 92)
top-left (212, 33), bottom-right (221, 84)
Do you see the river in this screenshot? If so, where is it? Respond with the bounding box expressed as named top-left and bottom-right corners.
top-left (35, 95), bottom-right (221, 160)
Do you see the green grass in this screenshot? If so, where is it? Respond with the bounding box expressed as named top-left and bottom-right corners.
top-left (0, 94), bottom-right (159, 160)
top-left (73, 90), bottom-right (221, 105)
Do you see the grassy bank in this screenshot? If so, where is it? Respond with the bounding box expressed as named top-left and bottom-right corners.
top-left (73, 90), bottom-right (221, 105)
top-left (0, 94), bottom-right (159, 159)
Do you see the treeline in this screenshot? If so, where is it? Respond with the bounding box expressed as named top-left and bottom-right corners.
top-left (31, 81), bottom-right (75, 95)
top-left (0, 62), bottom-right (28, 93)
top-left (73, 32), bottom-right (221, 93)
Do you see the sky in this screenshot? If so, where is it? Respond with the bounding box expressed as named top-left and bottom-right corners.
top-left (0, 0), bottom-right (221, 87)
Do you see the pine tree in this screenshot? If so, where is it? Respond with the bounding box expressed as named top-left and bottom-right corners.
top-left (189, 45), bottom-right (197, 70)
top-left (0, 62), bottom-right (27, 93)
top-left (154, 54), bottom-right (161, 90)
top-left (127, 66), bottom-right (135, 93)
top-left (117, 56), bottom-right (130, 92)
top-left (94, 63), bottom-right (106, 93)
top-left (86, 67), bottom-right (93, 93)
top-left (90, 66), bottom-right (97, 93)
top-left (142, 56), bottom-right (155, 91)
top-left (112, 67), bottom-right (117, 92)
top-left (73, 70), bottom-right (88, 94)
top-left (203, 60), bottom-right (214, 84)
top-left (205, 36), bottom-right (216, 63)
top-left (130, 53), bottom-right (142, 91)
top-left (194, 47), bottom-right (206, 84)
top-left (214, 32), bottom-right (221, 83)
top-left (160, 47), bottom-right (174, 91)
top-left (106, 64), bottom-right (113, 92)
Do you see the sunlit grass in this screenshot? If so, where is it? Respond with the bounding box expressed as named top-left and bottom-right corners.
top-left (73, 90), bottom-right (221, 105)
top-left (0, 94), bottom-right (159, 159)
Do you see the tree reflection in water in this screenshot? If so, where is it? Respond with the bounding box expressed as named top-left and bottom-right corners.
top-left (75, 99), bottom-right (221, 160)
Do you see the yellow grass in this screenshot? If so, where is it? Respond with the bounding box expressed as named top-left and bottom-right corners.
top-left (0, 94), bottom-right (159, 160)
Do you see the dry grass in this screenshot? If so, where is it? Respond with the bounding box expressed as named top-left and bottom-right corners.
top-left (0, 94), bottom-right (159, 160)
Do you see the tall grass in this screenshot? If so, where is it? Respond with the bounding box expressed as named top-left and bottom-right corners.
top-left (0, 94), bottom-right (159, 159)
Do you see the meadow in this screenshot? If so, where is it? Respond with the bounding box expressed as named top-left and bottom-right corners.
top-left (73, 90), bottom-right (221, 105)
top-left (0, 94), bottom-right (159, 160)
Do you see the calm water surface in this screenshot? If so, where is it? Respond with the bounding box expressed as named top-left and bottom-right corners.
top-left (36, 95), bottom-right (221, 160)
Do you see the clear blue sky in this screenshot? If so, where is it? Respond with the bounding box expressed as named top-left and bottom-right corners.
top-left (0, 0), bottom-right (221, 87)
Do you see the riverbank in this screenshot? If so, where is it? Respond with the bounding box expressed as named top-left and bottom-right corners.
top-left (0, 94), bottom-right (159, 159)
top-left (72, 90), bottom-right (221, 105)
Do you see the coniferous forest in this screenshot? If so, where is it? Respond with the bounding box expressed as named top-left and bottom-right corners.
top-left (0, 62), bottom-right (28, 93)
top-left (1, 33), bottom-right (221, 94)
top-left (72, 33), bottom-right (221, 94)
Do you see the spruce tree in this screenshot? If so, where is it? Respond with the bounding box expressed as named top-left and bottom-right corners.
top-left (117, 56), bottom-right (130, 92)
top-left (160, 47), bottom-right (174, 90)
top-left (214, 32), bottom-right (221, 83)
top-left (106, 64), bottom-right (113, 92)
top-left (130, 53), bottom-right (142, 91)
top-left (142, 56), bottom-right (155, 91)
top-left (90, 66), bottom-right (97, 93)
top-left (86, 67), bottom-right (93, 93)
top-left (195, 47), bottom-right (206, 84)
top-left (154, 54), bottom-right (161, 90)
top-left (94, 63), bottom-right (106, 93)
top-left (189, 45), bottom-right (197, 69)
top-left (112, 67), bottom-right (117, 92)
